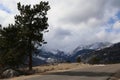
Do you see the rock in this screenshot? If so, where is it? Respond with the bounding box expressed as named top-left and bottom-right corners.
top-left (1, 69), bottom-right (20, 78)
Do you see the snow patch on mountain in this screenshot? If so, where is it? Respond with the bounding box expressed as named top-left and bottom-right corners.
top-left (71, 42), bottom-right (112, 55)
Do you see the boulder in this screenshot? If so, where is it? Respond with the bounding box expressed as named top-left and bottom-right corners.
top-left (1, 69), bottom-right (20, 78)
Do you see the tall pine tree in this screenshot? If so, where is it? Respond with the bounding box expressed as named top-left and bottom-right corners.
top-left (14, 1), bottom-right (50, 70)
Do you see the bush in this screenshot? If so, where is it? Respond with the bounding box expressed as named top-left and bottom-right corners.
top-left (76, 56), bottom-right (81, 63)
top-left (89, 57), bottom-right (100, 64)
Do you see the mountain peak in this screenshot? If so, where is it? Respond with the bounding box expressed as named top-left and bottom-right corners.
top-left (71, 42), bottom-right (112, 55)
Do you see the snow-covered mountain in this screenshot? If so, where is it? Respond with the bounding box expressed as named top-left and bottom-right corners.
top-left (32, 42), bottom-right (113, 66)
top-left (68, 42), bottom-right (112, 62)
top-left (71, 42), bottom-right (112, 55)
top-left (85, 42), bottom-right (112, 50)
top-left (32, 48), bottom-right (69, 66)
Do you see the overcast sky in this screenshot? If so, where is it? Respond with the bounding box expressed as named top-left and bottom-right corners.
top-left (0, 0), bottom-right (120, 52)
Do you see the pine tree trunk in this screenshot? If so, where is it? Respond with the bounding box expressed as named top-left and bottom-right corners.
top-left (29, 51), bottom-right (32, 70)
top-left (28, 39), bottom-right (32, 71)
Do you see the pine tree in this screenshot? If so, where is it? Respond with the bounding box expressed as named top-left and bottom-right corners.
top-left (14, 2), bottom-right (50, 70)
top-left (0, 24), bottom-right (27, 67)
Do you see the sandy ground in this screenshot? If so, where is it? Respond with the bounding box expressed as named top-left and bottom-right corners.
top-left (5, 63), bottom-right (92, 80)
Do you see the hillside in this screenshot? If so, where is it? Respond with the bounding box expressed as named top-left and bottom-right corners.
top-left (86, 42), bottom-right (120, 64)
top-left (68, 42), bottom-right (112, 62)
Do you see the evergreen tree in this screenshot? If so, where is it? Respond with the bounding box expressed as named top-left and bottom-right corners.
top-left (14, 2), bottom-right (50, 70)
top-left (0, 24), bottom-right (27, 67)
top-left (0, 1), bottom-right (50, 70)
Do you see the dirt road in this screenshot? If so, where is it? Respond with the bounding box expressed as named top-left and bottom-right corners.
top-left (20, 64), bottom-right (119, 80)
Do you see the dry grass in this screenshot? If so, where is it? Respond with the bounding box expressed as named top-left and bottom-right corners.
top-left (33, 63), bottom-right (90, 73)
top-left (7, 63), bottom-right (91, 80)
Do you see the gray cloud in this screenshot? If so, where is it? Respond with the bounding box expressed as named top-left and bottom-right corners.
top-left (0, 0), bottom-right (120, 52)
top-left (110, 0), bottom-right (120, 8)
top-left (45, 0), bottom-right (120, 52)
top-left (54, 28), bottom-right (71, 39)
top-left (60, 0), bottom-right (108, 24)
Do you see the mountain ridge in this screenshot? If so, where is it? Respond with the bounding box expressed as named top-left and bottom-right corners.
top-left (33, 42), bottom-right (113, 65)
